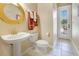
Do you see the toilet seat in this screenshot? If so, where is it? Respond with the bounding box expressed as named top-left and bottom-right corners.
top-left (36, 40), bottom-right (49, 47)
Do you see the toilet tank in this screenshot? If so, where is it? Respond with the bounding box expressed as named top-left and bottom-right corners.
top-left (30, 33), bottom-right (38, 42)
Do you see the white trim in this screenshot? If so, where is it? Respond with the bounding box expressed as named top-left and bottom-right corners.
top-left (53, 36), bottom-right (57, 48)
top-left (71, 40), bottom-right (79, 56)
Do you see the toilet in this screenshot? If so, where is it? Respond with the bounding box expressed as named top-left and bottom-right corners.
top-left (30, 33), bottom-right (49, 55)
top-left (35, 39), bottom-right (49, 54)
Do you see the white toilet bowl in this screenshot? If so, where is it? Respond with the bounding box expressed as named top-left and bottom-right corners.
top-left (36, 40), bottom-right (49, 52)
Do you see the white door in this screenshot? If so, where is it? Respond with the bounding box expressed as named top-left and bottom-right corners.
top-left (57, 5), bottom-right (72, 39)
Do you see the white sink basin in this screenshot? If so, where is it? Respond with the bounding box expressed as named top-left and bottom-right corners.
top-left (1, 32), bottom-right (31, 41)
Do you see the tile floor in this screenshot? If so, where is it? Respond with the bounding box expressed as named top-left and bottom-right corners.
top-left (48, 39), bottom-right (78, 56)
top-left (23, 39), bottom-right (78, 56)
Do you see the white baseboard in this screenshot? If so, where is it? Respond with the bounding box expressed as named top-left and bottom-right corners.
top-left (71, 40), bottom-right (79, 56)
top-left (53, 37), bottom-right (57, 48)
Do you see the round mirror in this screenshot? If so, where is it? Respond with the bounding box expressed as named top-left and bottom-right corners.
top-left (0, 3), bottom-right (25, 24)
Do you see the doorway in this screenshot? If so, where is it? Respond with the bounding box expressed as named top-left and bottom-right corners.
top-left (57, 5), bottom-right (72, 39)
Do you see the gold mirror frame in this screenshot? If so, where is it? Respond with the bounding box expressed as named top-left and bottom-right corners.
top-left (0, 3), bottom-right (25, 24)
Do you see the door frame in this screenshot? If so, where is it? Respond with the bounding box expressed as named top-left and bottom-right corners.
top-left (57, 4), bottom-right (72, 40)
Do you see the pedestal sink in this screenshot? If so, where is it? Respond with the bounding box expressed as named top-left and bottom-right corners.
top-left (1, 32), bottom-right (31, 56)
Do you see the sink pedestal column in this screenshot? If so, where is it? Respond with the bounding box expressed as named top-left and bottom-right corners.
top-left (13, 42), bottom-right (21, 56)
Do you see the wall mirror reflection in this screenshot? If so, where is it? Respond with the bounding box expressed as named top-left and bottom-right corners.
top-left (0, 3), bottom-right (25, 24)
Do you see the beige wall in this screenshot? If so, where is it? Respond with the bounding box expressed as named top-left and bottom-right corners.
top-left (24, 3), bottom-right (37, 11)
top-left (0, 3), bottom-right (37, 35)
top-left (0, 19), bottom-right (27, 35)
top-left (37, 3), bottom-right (53, 44)
top-left (72, 3), bottom-right (79, 55)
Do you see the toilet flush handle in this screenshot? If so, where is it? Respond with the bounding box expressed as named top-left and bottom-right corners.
top-left (46, 32), bottom-right (50, 37)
